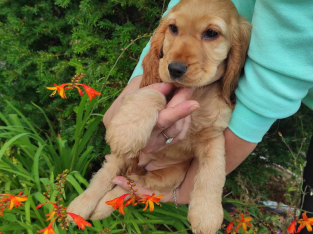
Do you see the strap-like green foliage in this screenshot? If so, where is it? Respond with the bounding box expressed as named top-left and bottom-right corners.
top-left (0, 100), bottom-right (191, 233)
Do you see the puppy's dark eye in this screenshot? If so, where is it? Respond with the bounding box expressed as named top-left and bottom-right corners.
top-left (204, 29), bottom-right (219, 39)
top-left (170, 25), bottom-right (178, 34)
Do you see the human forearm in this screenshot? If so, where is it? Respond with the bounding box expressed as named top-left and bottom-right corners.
top-left (224, 128), bottom-right (257, 174)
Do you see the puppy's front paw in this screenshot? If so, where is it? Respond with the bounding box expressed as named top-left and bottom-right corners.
top-left (188, 202), bottom-right (223, 234)
top-left (106, 89), bottom-right (166, 158)
top-left (89, 202), bottom-right (115, 220)
top-left (90, 186), bottom-right (127, 220)
top-left (67, 192), bottom-right (99, 222)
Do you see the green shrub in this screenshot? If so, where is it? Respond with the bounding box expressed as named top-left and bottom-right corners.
top-left (0, 0), bottom-right (169, 130)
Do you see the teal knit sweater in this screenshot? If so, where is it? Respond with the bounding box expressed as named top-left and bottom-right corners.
top-left (129, 0), bottom-right (313, 143)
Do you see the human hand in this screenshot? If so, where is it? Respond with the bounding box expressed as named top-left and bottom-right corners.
top-left (103, 76), bottom-right (200, 154)
top-left (141, 85), bottom-right (199, 154)
top-left (112, 157), bottom-right (199, 204)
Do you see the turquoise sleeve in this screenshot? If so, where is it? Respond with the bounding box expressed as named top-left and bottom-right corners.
top-left (229, 0), bottom-right (313, 142)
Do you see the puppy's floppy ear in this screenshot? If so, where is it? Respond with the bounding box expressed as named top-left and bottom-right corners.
top-left (140, 19), bottom-right (168, 88)
top-left (222, 17), bottom-right (251, 108)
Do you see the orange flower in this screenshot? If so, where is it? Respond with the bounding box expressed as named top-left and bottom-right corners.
top-left (74, 86), bottom-right (83, 96)
top-left (36, 201), bottom-right (57, 209)
top-left (77, 84), bottom-right (101, 101)
top-left (287, 219), bottom-right (297, 233)
top-left (235, 213), bottom-right (253, 232)
top-left (105, 193), bottom-right (131, 215)
top-left (0, 207), bottom-right (5, 216)
top-left (65, 85), bottom-right (84, 96)
top-left (139, 193), bottom-right (164, 212)
top-left (0, 196), bottom-right (10, 216)
top-left (0, 192), bottom-right (28, 210)
top-left (297, 213), bottom-right (313, 233)
top-left (46, 83), bottom-right (70, 99)
top-left (46, 210), bottom-right (56, 221)
top-left (226, 221), bottom-right (234, 233)
top-left (38, 217), bottom-right (57, 234)
top-left (124, 195), bottom-right (138, 207)
top-left (67, 212), bottom-right (92, 230)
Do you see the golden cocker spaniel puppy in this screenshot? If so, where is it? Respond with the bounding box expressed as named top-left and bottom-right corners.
top-left (67, 0), bottom-right (251, 233)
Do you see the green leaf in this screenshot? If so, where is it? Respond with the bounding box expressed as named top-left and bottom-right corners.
top-left (31, 102), bottom-right (57, 139)
top-left (25, 195), bottom-right (34, 234)
top-left (0, 133), bottom-right (31, 160)
top-left (72, 171), bottom-right (89, 187)
top-left (66, 174), bottom-right (84, 194)
top-left (3, 213), bottom-right (18, 222)
top-left (5, 101), bottom-right (40, 138)
top-left (32, 144), bottom-right (46, 192)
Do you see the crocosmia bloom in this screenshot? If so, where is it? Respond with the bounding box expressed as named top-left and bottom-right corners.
top-left (78, 84), bottom-right (101, 101)
top-left (37, 217), bottom-right (57, 234)
top-left (46, 83), bottom-right (70, 99)
top-left (36, 201), bottom-right (57, 210)
top-left (106, 193), bottom-right (131, 215)
top-left (0, 192), bottom-right (28, 210)
top-left (67, 212), bottom-right (92, 230)
top-left (297, 213), bottom-right (313, 233)
top-left (287, 219), bottom-right (296, 233)
top-left (46, 210), bottom-right (56, 221)
top-left (46, 82), bottom-right (101, 101)
top-left (124, 195), bottom-right (138, 207)
top-left (235, 213), bottom-right (253, 232)
top-left (226, 220), bottom-right (234, 233)
top-left (139, 193), bottom-right (164, 212)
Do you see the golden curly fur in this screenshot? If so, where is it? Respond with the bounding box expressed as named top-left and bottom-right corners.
top-left (67, 0), bottom-right (251, 233)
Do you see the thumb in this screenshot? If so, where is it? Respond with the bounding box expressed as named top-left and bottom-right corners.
top-left (144, 82), bottom-right (174, 96)
top-left (112, 176), bottom-right (155, 196)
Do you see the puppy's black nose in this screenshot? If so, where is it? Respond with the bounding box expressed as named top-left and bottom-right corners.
top-left (168, 62), bottom-right (187, 79)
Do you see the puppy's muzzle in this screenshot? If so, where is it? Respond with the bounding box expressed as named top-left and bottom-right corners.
top-left (168, 62), bottom-right (188, 79)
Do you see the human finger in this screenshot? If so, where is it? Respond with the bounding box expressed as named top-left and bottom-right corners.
top-left (156, 87), bottom-right (195, 138)
top-left (162, 116), bottom-right (184, 138)
top-left (137, 152), bottom-right (154, 167)
top-left (166, 87), bottom-right (196, 108)
top-left (152, 114), bottom-right (191, 150)
top-left (143, 82), bottom-right (174, 96)
top-left (155, 100), bottom-right (199, 131)
top-left (174, 115), bottom-right (191, 142)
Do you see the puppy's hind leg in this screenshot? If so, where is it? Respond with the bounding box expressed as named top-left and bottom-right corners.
top-left (67, 156), bottom-right (127, 220)
top-left (106, 89), bottom-right (167, 158)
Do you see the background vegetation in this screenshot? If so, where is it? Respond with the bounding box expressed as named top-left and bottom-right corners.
top-left (1, 0), bottom-right (312, 233)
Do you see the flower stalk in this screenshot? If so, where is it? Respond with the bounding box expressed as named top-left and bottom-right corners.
top-left (36, 169), bottom-right (92, 232)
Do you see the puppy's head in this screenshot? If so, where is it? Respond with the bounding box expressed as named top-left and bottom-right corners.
top-left (141, 0), bottom-right (251, 106)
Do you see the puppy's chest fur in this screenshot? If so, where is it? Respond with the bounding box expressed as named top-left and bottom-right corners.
top-left (153, 82), bottom-right (231, 162)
